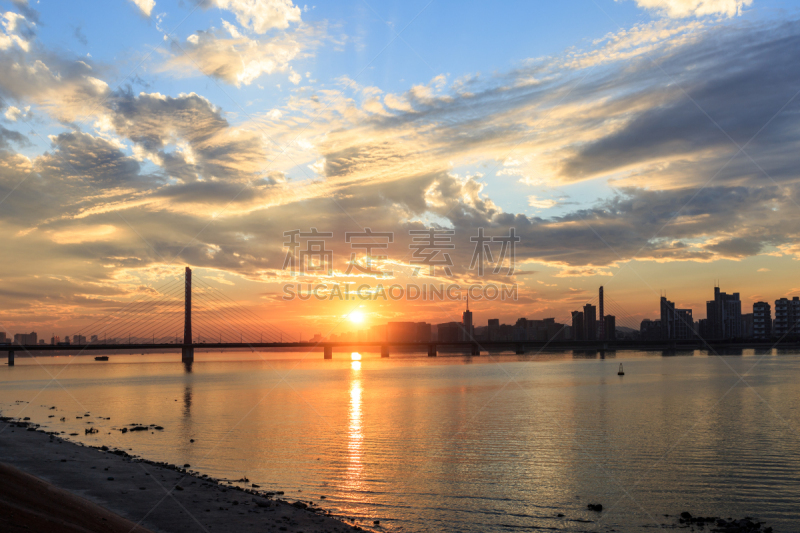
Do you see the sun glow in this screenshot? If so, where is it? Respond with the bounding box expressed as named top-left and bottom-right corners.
top-left (349, 310), bottom-right (365, 324)
top-left (351, 352), bottom-right (362, 361)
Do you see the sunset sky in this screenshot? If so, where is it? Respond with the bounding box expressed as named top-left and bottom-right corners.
top-left (2, 0), bottom-right (800, 340)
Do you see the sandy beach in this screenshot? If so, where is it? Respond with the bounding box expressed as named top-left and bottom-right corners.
top-left (0, 417), bottom-right (371, 533)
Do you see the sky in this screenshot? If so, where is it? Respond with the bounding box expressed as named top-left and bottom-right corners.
top-left (2, 0), bottom-right (800, 340)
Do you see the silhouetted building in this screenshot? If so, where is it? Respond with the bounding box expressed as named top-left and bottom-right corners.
top-left (90, 335), bottom-right (99, 343)
top-left (698, 318), bottom-right (709, 339)
top-left (73, 334), bottom-right (87, 345)
top-left (388, 322), bottom-right (431, 343)
top-left (753, 301), bottom-right (771, 339)
top-left (741, 313), bottom-right (754, 338)
top-left (14, 332), bottom-right (37, 345)
top-left (461, 299), bottom-right (473, 341)
top-left (583, 304), bottom-right (597, 341)
top-left (706, 286), bottom-right (741, 339)
top-left (598, 286), bottom-right (605, 340)
top-left (774, 297), bottom-right (800, 337)
top-left (660, 297), bottom-right (693, 340)
top-left (514, 318), bottom-right (566, 341)
top-left (0, 332), bottom-right (7, 345)
top-left (487, 319), bottom-right (500, 341)
top-left (604, 315), bottom-right (616, 341)
top-left (640, 319), bottom-right (661, 341)
top-left (438, 322), bottom-right (461, 343)
top-left (369, 324), bottom-right (387, 341)
top-left (571, 311), bottom-right (584, 341)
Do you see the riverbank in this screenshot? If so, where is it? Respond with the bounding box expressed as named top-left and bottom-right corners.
top-left (0, 417), bottom-right (369, 533)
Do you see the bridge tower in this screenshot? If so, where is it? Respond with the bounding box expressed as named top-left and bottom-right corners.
top-left (182, 266), bottom-right (194, 362)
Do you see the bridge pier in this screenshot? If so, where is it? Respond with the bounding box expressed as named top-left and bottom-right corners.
top-left (7, 350), bottom-right (14, 366)
top-left (181, 346), bottom-right (194, 363)
top-left (515, 344), bottom-right (524, 355)
top-left (324, 346), bottom-right (332, 359)
top-left (471, 344), bottom-right (480, 356)
top-left (381, 345), bottom-right (389, 358)
top-left (428, 344), bottom-right (437, 357)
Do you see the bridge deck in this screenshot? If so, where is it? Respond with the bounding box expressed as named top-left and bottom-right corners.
top-left (0, 339), bottom-right (796, 353)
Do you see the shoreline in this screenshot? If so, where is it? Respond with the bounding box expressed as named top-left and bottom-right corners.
top-left (0, 416), bottom-right (374, 533)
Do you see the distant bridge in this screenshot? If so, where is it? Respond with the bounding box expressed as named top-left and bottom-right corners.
top-left (3, 339), bottom-right (797, 366)
top-left (1, 267), bottom-right (797, 366)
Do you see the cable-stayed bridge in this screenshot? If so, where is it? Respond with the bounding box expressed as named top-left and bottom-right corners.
top-left (1, 268), bottom-right (790, 366)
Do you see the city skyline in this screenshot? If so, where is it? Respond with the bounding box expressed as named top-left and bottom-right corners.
top-left (5, 282), bottom-right (799, 345)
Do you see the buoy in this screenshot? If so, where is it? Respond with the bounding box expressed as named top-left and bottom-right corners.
top-left (618, 363), bottom-right (625, 376)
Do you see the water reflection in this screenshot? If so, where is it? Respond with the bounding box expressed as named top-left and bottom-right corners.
top-left (347, 355), bottom-right (363, 491)
top-left (183, 385), bottom-right (192, 417)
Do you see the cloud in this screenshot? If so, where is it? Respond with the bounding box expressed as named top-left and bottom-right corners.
top-left (73, 25), bottom-right (87, 45)
top-left (10, 1), bottom-right (39, 24)
top-left (164, 23), bottom-right (321, 86)
top-left (129, 0), bottom-right (155, 17)
top-left (49, 225), bottom-right (118, 244)
top-left (0, 124), bottom-right (28, 148)
top-left (528, 196), bottom-right (557, 209)
top-left (1, 11), bottom-right (36, 51)
top-left (626, 0), bottom-right (752, 18)
top-left (210, 0), bottom-right (301, 33)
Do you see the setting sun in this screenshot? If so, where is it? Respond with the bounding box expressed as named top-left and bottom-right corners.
top-left (349, 310), bottom-right (365, 324)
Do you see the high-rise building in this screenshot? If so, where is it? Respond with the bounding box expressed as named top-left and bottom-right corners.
top-left (598, 286), bottom-right (605, 340)
top-left (90, 335), bottom-right (99, 343)
top-left (487, 319), bottom-right (500, 341)
top-left (753, 301), bottom-right (771, 339)
top-left (741, 313), bottom-right (754, 338)
top-left (461, 298), bottom-right (473, 341)
top-left (604, 315), bottom-right (616, 341)
top-left (14, 332), bottom-right (37, 345)
top-left (583, 304), bottom-right (597, 341)
top-left (640, 319), bottom-right (661, 341)
top-left (438, 322), bottom-right (462, 343)
top-left (774, 297), bottom-right (800, 337)
top-left (387, 322), bottom-right (432, 342)
top-left (571, 311), bottom-right (584, 341)
top-left (660, 296), bottom-right (694, 340)
top-left (706, 286), bottom-right (742, 339)
top-left (73, 334), bottom-right (87, 345)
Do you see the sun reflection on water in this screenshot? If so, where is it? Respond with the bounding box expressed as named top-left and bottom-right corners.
top-left (347, 356), bottom-right (363, 490)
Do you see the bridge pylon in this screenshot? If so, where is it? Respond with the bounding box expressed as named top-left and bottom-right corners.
top-left (182, 266), bottom-right (194, 363)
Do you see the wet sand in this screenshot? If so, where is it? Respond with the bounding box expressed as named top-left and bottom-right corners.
top-left (0, 419), bottom-right (371, 532)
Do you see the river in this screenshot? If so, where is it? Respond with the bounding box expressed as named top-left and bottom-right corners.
top-left (1, 348), bottom-right (799, 532)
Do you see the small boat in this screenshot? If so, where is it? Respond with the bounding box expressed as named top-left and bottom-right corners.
top-left (618, 363), bottom-right (624, 376)
top-left (94, 356), bottom-right (109, 361)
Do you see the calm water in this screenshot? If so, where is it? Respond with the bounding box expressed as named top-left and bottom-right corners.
top-left (2, 349), bottom-right (800, 532)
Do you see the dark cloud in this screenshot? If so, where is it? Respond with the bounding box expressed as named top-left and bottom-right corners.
top-left (0, 125), bottom-right (29, 148)
top-left (38, 131), bottom-right (151, 188)
top-left (11, 0), bottom-right (40, 24)
top-left (705, 237), bottom-right (765, 258)
top-left (561, 19), bottom-right (800, 182)
top-left (73, 25), bottom-right (87, 46)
